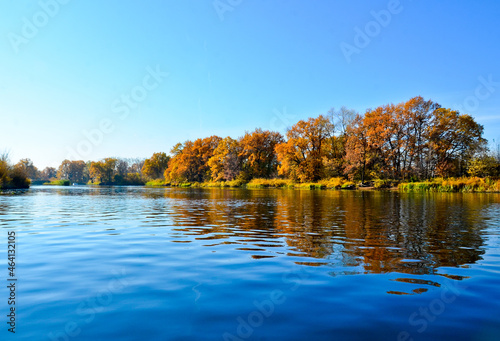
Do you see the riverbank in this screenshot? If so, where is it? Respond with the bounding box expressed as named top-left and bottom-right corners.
top-left (146, 178), bottom-right (357, 190)
top-left (399, 177), bottom-right (500, 193)
top-left (145, 177), bottom-right (500, 193)
top-left (43, 179), bottom-right (70, 186)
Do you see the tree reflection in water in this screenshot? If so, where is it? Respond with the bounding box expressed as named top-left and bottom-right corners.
top-left (141, 188), bottom-right (497, 294)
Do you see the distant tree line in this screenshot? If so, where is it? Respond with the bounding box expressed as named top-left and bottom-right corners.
top-left (4, 96), bottom-right (499, 189)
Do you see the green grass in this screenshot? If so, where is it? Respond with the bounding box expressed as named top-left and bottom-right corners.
top-left (246, 178), bottom-right (294, 188)
top-left (145, 179), bottom-right (169, 187)
top-left (246, 177), bottom-right (352, 190)
top-left (43, 179), bottom-right (70, 186)
top-left (198, 179), bottom-right (246, 188)
top-left (373, 179), bottom-right (399, 189)
top-left (399, 177), bottom-right (500, 192)
top-left (294, 183), bottom-right (326, 189)
top-left (341, 181), bottom-right (356, 189)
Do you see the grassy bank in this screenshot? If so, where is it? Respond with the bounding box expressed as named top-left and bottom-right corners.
top-left (87, 178), bottom-right (145, 186)
top-left (43, 179), bottom-right (70, 186)
top-left (145, 177), bottom-right (357, 190)
top-left (246, 178), bottom-right (355, 189)
top-left (145, 177), bottom-right (500, 193)
top-left (145, 179), bottom-right (245, 188)
top-left (399, 177), bottom-right (500, 193)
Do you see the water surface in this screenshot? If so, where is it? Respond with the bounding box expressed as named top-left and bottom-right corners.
top-left (1, 186), bottom-right (500, 340)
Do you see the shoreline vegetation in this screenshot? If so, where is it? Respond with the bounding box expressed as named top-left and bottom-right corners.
top-left (0, 154), bottom-right (30, 190)
top-left (145, 177), bottom-right (357, 190)
top-left (145, 177), bottom-right (500, 193)
top-left (3, 96), bottom-right (500, 192)
top-left (43, 179), bottom-right (70, 186)
top-left (398, 177), bottom-right (500, 193)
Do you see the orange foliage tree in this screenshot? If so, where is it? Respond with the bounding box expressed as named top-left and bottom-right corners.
top-left (208, 136), bottom-right (241, 181)
top-left (344, 114), bottom-right (372, 183)
top-left (344, 96), bottom-right (486, 180)
top-left (239, 129), bottom-right (283, 180)
top-left (89, 158), bottom-right (117, 184)
top-left (57, 159), bottom-right (87, 183)
top-left (275, 115), bottom-right (334, 181)
top-left (428, 108), bottom-right (487, 177)
top-left (142, 152), bottom-right (170, 179)
top-left (165, 136), bottom-right (222, 182)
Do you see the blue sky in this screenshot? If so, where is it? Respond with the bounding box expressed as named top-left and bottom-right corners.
top-left (1, 0), bottom-right (499, 168)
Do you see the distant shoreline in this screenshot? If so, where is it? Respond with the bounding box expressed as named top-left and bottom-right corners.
top-left (22, 180), bottom-right (500, 193)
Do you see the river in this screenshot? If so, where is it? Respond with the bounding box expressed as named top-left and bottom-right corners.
top-left (1, 186), bottom-right (499, 340)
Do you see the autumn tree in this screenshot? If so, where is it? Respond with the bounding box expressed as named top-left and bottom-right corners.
top-left (142, 152), bottom-right (170, 179)
top-left (15, 158), bottom-right (39, 180)
top-left (127, 158), bottom-right (145, 175)
top-left (239, 129), bottom-right (283, 180)
top-left (164, 142), bottom-right (187, 182)
top-left (275, 116), bottom-right (334, 181)
top-left (88, 162), bottom-right (104, 183)
top-left (344, 114), bottom-right (373, 182)
top-left (399, 96), bottom-right (440, 179)
top-left (208, 137), bottom-right (241, 181)
top-left (0, 154), bottom-right (30, 189)
top-left (323, 107), bottom-right (357, 177)
top-left (165, 136), bottom-right (222, 182)
top-left (428, 108), bottom-right (487, 177)
top-left (88, 158), bottom-right (118, 184)
top-left (352, 97), bottom-right (442, 180)
top-left (329, 106), bottom-right (356, 135)
top-left (467, 154), bottom-right (500, 177)
top-left (343, 97), bottom-right (486, 180)
top-left (361, 103), bottom-right (408, 179)
top-left (116, 159), bottom-right (129, 178)
top-left (40, 167), bottom-right (57, 180)
top-left (57, 160), bottom-right (87, 183)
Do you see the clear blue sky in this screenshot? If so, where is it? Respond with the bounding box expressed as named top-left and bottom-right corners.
top-left (1, 0), bottom-right (499, 169)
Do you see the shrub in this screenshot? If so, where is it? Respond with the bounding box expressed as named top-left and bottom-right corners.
top-left (399, 177), bottom-right (500, 192)
top-left (43, 179), bottom-right (70, 186)
top-left (0, 160), bottom-right (30, 189)
top-left (373, 179), bottom-right (398, 189)
top-left (341, 181), bottom-right (356, 189)
top-left (247, 178), bottom-right (294, 188)
top-left (145, 179), bottom-right (169, 186)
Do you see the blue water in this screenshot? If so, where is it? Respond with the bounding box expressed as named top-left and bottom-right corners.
top-left (1, 186), bottom-right (500, 340)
